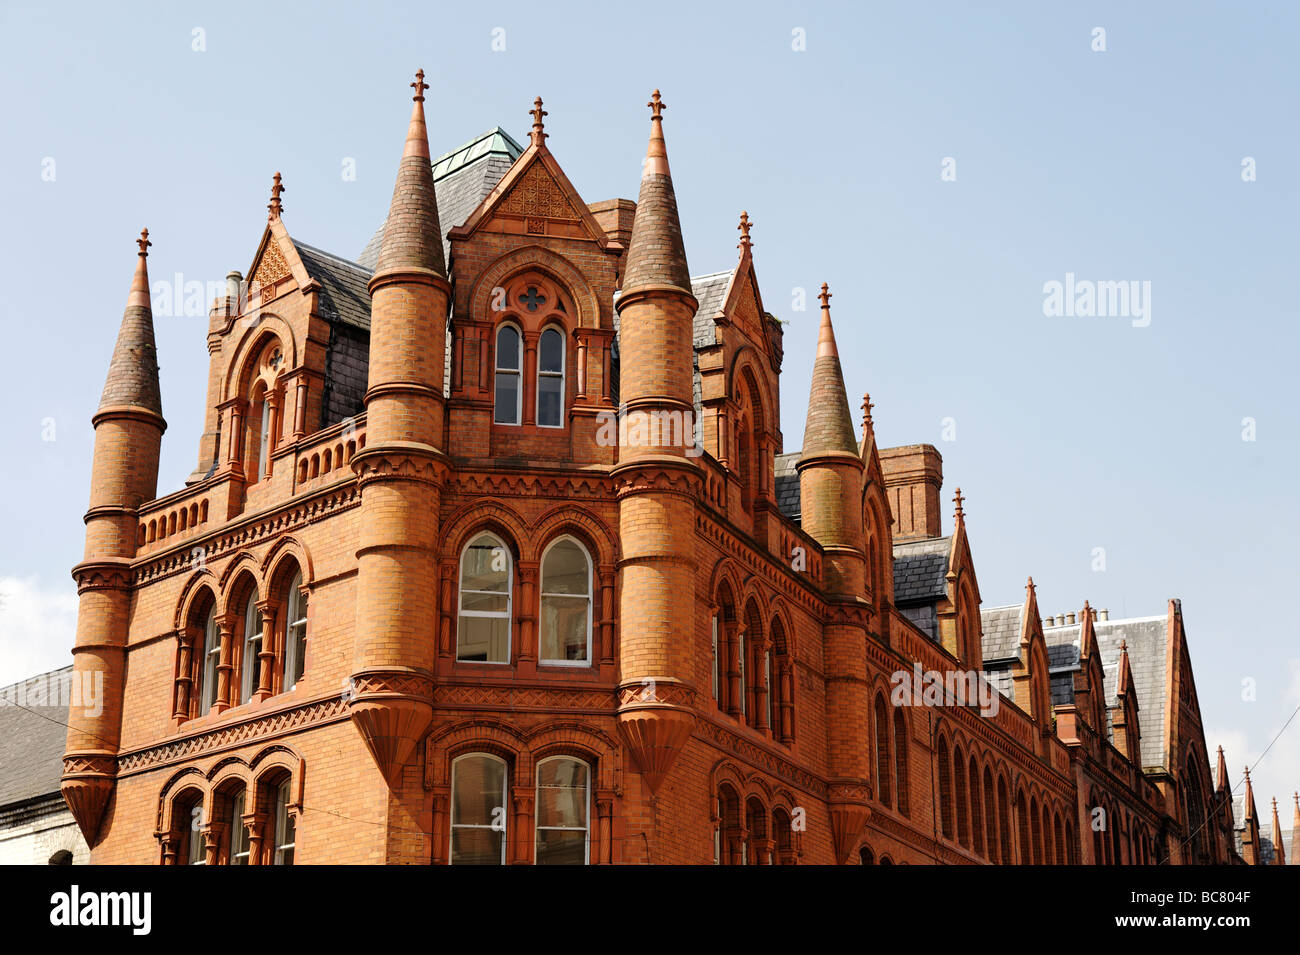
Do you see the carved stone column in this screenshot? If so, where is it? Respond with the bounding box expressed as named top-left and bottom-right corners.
top-left (517, 561), bottom-right (538, 665)
top-left (596, 792), bottom-right (615, 864)
top-left (173, 627), bottom-right (195, 720)
top-left (292, 377), bottom-right (308, 440)
top-left (726, 625), bottom-right (743, 719)
top-left (256, 598), bottom-right (278, 697)
top-left (598, 565), bottom-right (616, 665)
top-left (511, 786), bottom-right (535, 865)
top-left (213, 613), bottom-right (236, 713)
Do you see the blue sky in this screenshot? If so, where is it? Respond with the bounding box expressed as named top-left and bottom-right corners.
top-left (1, 1), bottom-right (1296, 814)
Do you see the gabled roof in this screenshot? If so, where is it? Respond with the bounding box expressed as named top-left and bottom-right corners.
top-left (0, 666), bottom-right (72, 807)
top-left (980, 604), bottom-right (1023, 663)
top-left (892, 536), bottom-right (951, 604)
top-left (1042, 614), bottom-right (1169, 770)
top-left (357, 126), bottom-right (524, 270)
top-left (691, 270), bottom-right (733, 348)
top-left (296, 242), bottom-right (372, 331)
top-left (774, 451), bottom-right (801, 520)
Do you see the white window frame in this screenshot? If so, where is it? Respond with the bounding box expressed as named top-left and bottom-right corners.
top-left (535, 325), bottom-right (565, 429)
top-left (228, 790), bottom-right (250, 865)
top-left (185, 799), bottom-right (206, 866)
top-left (539, 536), bottom-right (592, 667)
top-left (450, 753), bottom-right (508, 865)
top-left (457, 533), bottom-right (512, 664)
top-left (200, 610), bottom-right (220, 716)
top-left (283, 571), bottom-right (307, 689)
top-left (494, 323), bottom-right (523, 426)
top-left (273, 779), bottom-right (295, 865)
top-left (257, 394), bottom-right (271, 479)
top-left (534, 756), bottom-right (590, 865)
top-left (240, 593), bottom-right (263, 704)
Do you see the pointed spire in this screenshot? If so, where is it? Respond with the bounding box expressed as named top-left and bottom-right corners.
top-left (1216, 746), bottom-right (1230, 793)
top-left (621, 89), bottom-right (690, 294)
top-left (1026, 575), bottom-right (1035, 595)
top-left (737, 211), bottom-right (752, 255)
top-left (99, 229), bottom-right (163, 418)
top-left (1116, 639), bottom-right (1132, 695)
top-left (1271, 797), bottom-right (1286, 865)
top-left (267, 171), bottom-right (286, 220)
top-left (374, 69), bottom-right (446, 277)
top-left (1292, 793), bottom-right (1300, 865)
top-left (800, 283), bottom-right (858, 456)
top-left (1243, 767), bottom-right (1256, 820)
top-left (953, 487), bottom-right (966, 525)
top-left (529, 96), bottom-right (548, 147)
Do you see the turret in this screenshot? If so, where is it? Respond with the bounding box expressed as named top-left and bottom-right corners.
top-left (1270, 797), bottom-right (1286, 865)
top-left (1291, 794), bottom-right (1299, 865)
top-left (1241, 767), bottom-right (1260, 864)
top-left (612, 91), bottom-right (700, 797)
top-left (795, 284), bottom-right (872, 863)
top-left (347, 71), bottom-right (451, 818)
top-left (63, 229), bottom-right (166, 845)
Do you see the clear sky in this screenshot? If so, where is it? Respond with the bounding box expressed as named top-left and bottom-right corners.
top-left (1, 1), bottom-right (1296, 817)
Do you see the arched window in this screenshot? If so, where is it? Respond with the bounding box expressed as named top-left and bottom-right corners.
top-left (539, 537), bottom-right (591, 665)
top-left (458, 533), bottom-right (512, 663)
top-left (535, 756), bottom-right (590, 864)
top-left (240, 593), bottom-right (263, 704)
top-left (983, 766), bottom-right (998, 862)
top-left (227, 789), bottom-right (250, 865)
top-left (954, 746), bottom-right (969, 847)
top-left (450, 753), bottom-right (507, 865)
top-left (894, 710), bottom-right (910, 816)
top-left (536, 327), bottom-right (565, 427)
top-left (494, 325), bottom-right (522, 425)
top-left (257, 390), bottom-right (272, 480)
top-left (874, 695), bottom-right (892, 809)
top-left (936, 736), bottom-right (954, 840)
top-left (175, 790), bottom-right (205, 865)
top-left (710, 612), bottom-right (720, 703)
top-left (200, 610), bottom-right (220, 716)
top-left (736, 629), bottom-right (747, 720)
top-left (283, 571), bottom-right (308, 689)
top-left (968, 755), bottom-right (983, 855)
top-left (47, 850), bottom-right (73, 865)
top-left (272, 779), bottom-right (295, 865)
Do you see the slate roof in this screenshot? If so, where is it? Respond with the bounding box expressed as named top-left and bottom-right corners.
top-left (0, 666), bottom-right (72, 807)
top-left (296, 242), bottom-right (373, 331)
top-left (892, 537), bottom-right (951, 604)
top-left (1043, 614), bottom-right (1169, 771)
top-left (980, 604), bottom-right (1023, 664)
top-left (691, 270), bottom-right (733, 348)
top-left (774, 452), bottom-right (801, 521)
top-left (357, 126), bottom-right (524, 270)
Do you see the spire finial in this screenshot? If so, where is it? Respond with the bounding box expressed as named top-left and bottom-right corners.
top-left (530, 96), bottom-right (548, 146)
top-left (818, 282), bottom-right (832, 310)
top-left (1026, 575), bottom-right (1035, 593)
top-left (737, 211), bottom-right (752, 254)
top-left (136, 228), bottom-right (151, 257)
top-left (1119, 638), bottom-right (1128, 652)
top-left (648, 89), bottom-right (666, 120)
top-left (1244, 766), bottom-right (1252, 781)
top-left (411, 68), bottom-right (429, 103)
top-left (953, 487), bottom-right (965, 523)
top-left (861, 392), bottom-right (874, 432)
top-left (267, 172), bottom-right (286, 221)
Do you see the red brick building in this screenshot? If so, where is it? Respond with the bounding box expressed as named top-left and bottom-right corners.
top-left (63, 76), bottom-right (1249, 864)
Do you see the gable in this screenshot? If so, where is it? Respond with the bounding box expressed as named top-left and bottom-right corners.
top-left (455, 147), bottom-right (609, 246)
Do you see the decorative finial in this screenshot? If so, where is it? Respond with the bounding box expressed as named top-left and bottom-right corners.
top-left (1244, 766), bottom-right (1251, 780)
top-left (648, 89), bottom-right (666, 119)
top-left (818, 282), bottom-right (832, 310)
top-left (1218, 745), bottom-right (1224, 756)
top-left (136, 228), bottom-right (151, 257)
top-left (1272, 797), bottom-right (1278, 810)
top-left (411, 69), bottom-right (429, 103)
top-left (530, 96), bottom-right (548, 145)
top-left (1119, 638), bottom-right (1128, 652)
top-left (861, 393), bottom-right (874, 432)
top-left (953, 487), bottom-right (965, 523)
top-left (737, 211), bottom-right (752, 254)
top-left (267, 172), bottom-right (286, 220)
top-left (1026, 575), bottom-right (1035, 593)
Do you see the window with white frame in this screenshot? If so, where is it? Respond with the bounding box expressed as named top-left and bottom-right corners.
top-left (283, 571), bottom-right (307, 689)
top-left (458, 533), bottom-right (512, 663)
top-left (494, 325), bottom-right (522, 425)
top-left (183, 797), bottom-right (205, 865)
top-left (200, 609), bottom-right (220, 715)
top-left (536, 327), bottom-right (565, 427)
top-left (273, 779), bottom-right (295, 866)
top-left (535, 756), bottom-right (590, 865)
top-left (240, 593), bottom-right (263, 703)
top-left (450, 753), bottom-right (507, 865)
top-left (539, 537), bottom-right (591, 665)
top-left (257, 394), bottom-right (272, 479)
top-left (711, 615), bottom-right (719, 701)
top-left (228, 790), bottom-right (250, 865)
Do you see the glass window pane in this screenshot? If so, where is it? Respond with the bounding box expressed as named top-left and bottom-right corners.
top-left (536, 759), bottom-right (588, 827)
top-left (536, 828), bottom-right (586, 865)
top-left (541, 539), bottom-right (588, 595)
top-left (494, 373), bottom-right (518, 424)
top-left (460, 591), bottom-right (508, 615)
top-left (453, 756), bottom-right (505, 825)
top-left (496, 326), bottom-right (520, 370)
top-left (537, 376), bottom-right (562, 427)
top-left (461, 540), bottom-right (508, 592)
top-left (541, 595), bottom-right (588, 662)
top-left (457, 615), bottom-right (509, 662)
top-left (452, 827), bottom-right (503, 866)
top-left (539, 328), bottom-right (563, 372)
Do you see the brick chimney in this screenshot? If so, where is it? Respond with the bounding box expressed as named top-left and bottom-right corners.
top-left (879, 444), bottom-right (944, 540)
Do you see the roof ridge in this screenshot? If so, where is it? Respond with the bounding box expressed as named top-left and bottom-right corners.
top-left (296, 240), bottom-right (372, 274)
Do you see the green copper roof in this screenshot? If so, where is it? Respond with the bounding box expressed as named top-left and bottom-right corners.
top-left (431, 127), bottom-right (525, 181)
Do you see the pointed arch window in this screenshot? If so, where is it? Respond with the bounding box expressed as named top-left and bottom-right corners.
top-left (539, 537), bottom-right (591, 665)
top-left (257, 394), bottom-right (272, 479)
top-left (200, 610), bottom-right (220, 716)
top-left (535, 756), bottom-right (590, 865)
top-left (283, 572), bottom-right (308, 689)
top-left (494, 325), bottom-right (522, 425)
top-left (458, 533), bottom-right (512, 663)
top-left (450, 753), bottom-right (507, 865)
top-left (272, 779), bottom-right (295, 865)
top-left (240, 593), bottom-right (263, 704)
top-left (228, 790), bottom-right (250, 865)
top-left (536, 327), bottom-right (565, 427)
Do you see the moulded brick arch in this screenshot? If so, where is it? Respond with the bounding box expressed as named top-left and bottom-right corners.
top-left (727, 345), bottom-right (777, 436)
top-left (710, 758), bottom-right (749, 798)
top-left (222, 315), bottom-right (297, 402)
top-left (743, 773), bottom-right (774, 805)
top-left (428, 717), bottom-right (529, 787)
top-left (524, 721), bottom-right (621, 792)
top-left (261, 535), bottom-right (316, 594)
top-left (707, 557), bottom-right (746, 611)
top-left (469, 245), bottom-right (602, 330)
top-left (249, 744), bottom-right (304, 815)
top-left (156, 767), bottom-right (208, 834)
top-left (174, 571), bottom-right (221, 631)
top-left (217, 551), bottom-right (265, 614)
top-left (528, 502), bottom-right (618, 566)
top-left (440, 499), bottom-right (529, 561)
top-left (766, 599), bottom-right (795, 653)
top-left (207, 754), bottom-right (253, 794)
